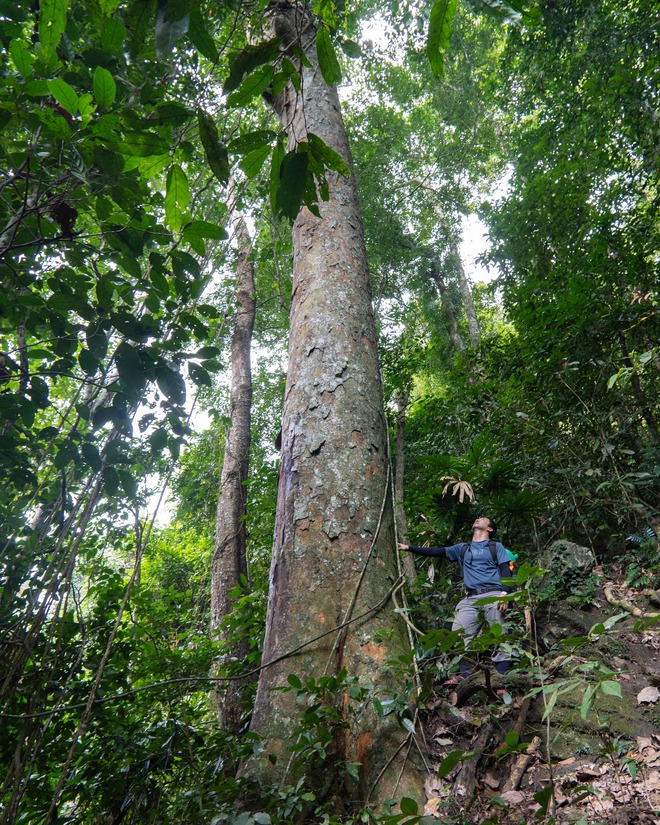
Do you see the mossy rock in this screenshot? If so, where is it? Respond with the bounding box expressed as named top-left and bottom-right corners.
top-left (538, 540), bottom-right (598, 599)
top-left (527, 680), bottom-right (656, 760)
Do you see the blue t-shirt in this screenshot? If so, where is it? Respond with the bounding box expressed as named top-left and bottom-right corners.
top-left (445, 540), bottom-right (510, 592)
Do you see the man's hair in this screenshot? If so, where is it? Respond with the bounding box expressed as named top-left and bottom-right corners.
top-left (486, 518), bottom-right (497, 538)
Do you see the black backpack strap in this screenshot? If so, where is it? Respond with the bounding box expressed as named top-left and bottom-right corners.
top-left (462, 540), bottom-right (499, 567)
top-left (488, 540), bottom-right (498, 566)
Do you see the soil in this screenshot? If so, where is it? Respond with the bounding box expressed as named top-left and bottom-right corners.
top-left (416, 578), bottom-right (660, 824)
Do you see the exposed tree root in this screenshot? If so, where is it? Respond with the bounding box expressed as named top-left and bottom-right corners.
top-left (603, 584), bottom-right (660, 619)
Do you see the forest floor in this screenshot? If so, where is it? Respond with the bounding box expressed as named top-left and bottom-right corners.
top-left (418, 574), bottom-right (660, 824)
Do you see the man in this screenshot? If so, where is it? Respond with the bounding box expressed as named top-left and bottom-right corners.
top-left (398, 516), bottom-right (513, 682)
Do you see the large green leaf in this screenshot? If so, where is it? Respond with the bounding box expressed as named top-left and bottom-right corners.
top-left (223, 38), bottom-right (281, 93)
top-left (197, 110), bottom-right (229, 184)
top-left (93, 66), bottom-right (116, 108)
top-left (227, 65), bottom-right (274, 107)
top-left (307, 132), bottom-right (349, 177)
top-left (187, 7), bottom-right (218, 62)
top-left (239, 144), bottom-right (271, 179)
top-left (47, 78), bottom-right (78, 115)
top-left (276, 149), bottom-right (309, 221)
top-left (315, 26), bottom-right (342, 86)
top-left (427, 0), bottom-right (458, 79)
top-left (39, 0), bottom-right (69, 61)
top-left (165, 164), bottom-right (190, 232)
top-left (9, 39), bottom-right (35, 76)
top-left (156, 364), bottom-right (186, 405)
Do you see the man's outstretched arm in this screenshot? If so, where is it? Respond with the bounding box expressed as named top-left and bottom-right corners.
top-left (397, 543), bottom-right (448, 558)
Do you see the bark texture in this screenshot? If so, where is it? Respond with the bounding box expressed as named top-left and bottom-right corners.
top-left (394, 392), bottom-right (416, 585)
top-left (246, 2), bottom-right (423, 806)
top-left (211, 214), bottom-right (255, 732)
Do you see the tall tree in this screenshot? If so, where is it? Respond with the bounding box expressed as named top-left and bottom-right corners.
top-left (211, 205), bottom-right (256, 733)
top-left (246, 0), bottom-right (423, 806)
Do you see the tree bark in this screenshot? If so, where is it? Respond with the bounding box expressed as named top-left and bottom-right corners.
top-left (211, 213), bottom-right (256, 732)
top-left (246, 2), bottom-right (423, 807)
top-left (448, 235), bottom-right (480, 348)
top-left (394, 392), bottom-right (416, 585)
top-left (429, 260), bottom-right (465, 352)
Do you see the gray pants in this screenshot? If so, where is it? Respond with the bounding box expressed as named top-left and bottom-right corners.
top-left (452, 593), bottom-right (510, 677)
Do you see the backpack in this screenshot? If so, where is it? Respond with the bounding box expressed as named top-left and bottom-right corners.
top-left (460, 541), bottom-right (517, 571)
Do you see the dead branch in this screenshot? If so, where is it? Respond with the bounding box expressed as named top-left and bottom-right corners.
top-left (502, 735), bottom-right (542, 792)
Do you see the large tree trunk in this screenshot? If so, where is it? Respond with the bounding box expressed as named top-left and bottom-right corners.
top-left (246, 2), bottom-right (423, 807)
top-left (211, 213), bottom-right (255, 732)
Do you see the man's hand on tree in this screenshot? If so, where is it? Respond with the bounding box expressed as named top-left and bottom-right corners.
top-left (397, 543), bottom-right (410, 551)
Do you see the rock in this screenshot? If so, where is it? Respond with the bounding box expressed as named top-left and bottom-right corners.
top-left (544, 540), bottom-right (597, 579)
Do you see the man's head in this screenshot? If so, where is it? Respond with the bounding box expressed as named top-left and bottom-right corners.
top-left (472, 516), bottom-right (497, 538)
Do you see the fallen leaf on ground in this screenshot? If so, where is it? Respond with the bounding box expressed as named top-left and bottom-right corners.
top-left (638, 686), bottom-right (660, 704)
top-left (499, 790), bottom-right (525, 805)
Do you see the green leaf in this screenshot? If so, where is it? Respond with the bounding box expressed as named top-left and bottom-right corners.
top-left (165, 164), bottom-right (190, 232)
top-left (437, 748), bottom-right (465, 778)
top-left (276, 149), bottom-right (309, 221)
top-left (239, 144), bottom-right (271, 179)
top-left (427, 0), bottom-right (458, 79)
top-left (47, 78), bottom-right (78, 115)
top-left (307, 132), bottom-right (349, 176)
top-left (156, 364), bottom-right (186, 405)
top-left (315, 26), bottom-right (342, 85)
top-left (115, 342), bottom-right (146, 397)
top-left (187, 7), bottom-right (218, 62)
top-left (78, 348), bottom-right (100, 375)
top-left (9, 39), bottom-right (35, 77)
top-left (270, 135), bottom-right (285, 214)
top-left (101, 19), bottom-right (126, 52)
top-left (401, 717), bottom-right (415, 734)
top-left (600, 680), bottom-right (621, 698)
top-left (39, 0), bottom-right (69, 62)
top-left (183, 220), bottom-right (228, 242)
top-left (93, 66), bottom-right (116, 108)
top-left (98, 0), bottom-right (119, 15)
top-left (287, 673), bottom-right (302, 688)
top-left (228, 129), bottom-right (276, 155)
top-left (340, 38), bottom-right (361, 58)
top-left (399, 797), bottom-right (418, 816)
top-left (346, 762), bottom-right (360, 780)
top-left (197, 110), bottom-right (229, 184)
top-left (223, 38), bottom-right (281, 93)
top-left (81, 442), bottom-right (102, 472)
top-left (580, 684), bottom-right (597, 720)
top-left (227, 65), bottom-right (274, 107)
top-left (188, 362), bottom-right (212, 386)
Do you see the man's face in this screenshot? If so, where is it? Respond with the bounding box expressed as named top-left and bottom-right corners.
top-left (472, 516), bottom-right (493, 533)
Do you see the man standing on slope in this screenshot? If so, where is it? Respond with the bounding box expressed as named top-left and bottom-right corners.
top-left (398, 516), bottom-right (513, 683)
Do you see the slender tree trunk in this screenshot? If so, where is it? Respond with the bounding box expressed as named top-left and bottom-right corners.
top-left (448, 236), bottom-right (480, 348)
top-left (394, 392), bottom-right (415, 585)
top-left (418, 185), bottom-right (480, 347)
top-left (211, 213), bottom-right (256, 732)
top-left (429, 260), bottom-right (465, 351)
top-left (246, 2), bottom-right (423, 806)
